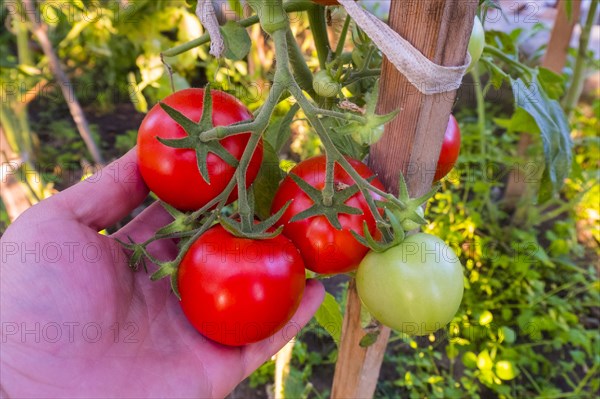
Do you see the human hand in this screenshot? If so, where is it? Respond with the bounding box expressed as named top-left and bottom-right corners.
top-left (0, 149), bottom-right (325, 398)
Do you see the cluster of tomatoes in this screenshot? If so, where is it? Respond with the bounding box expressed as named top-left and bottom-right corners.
top-left (136, 87), bottom-right (464, 346)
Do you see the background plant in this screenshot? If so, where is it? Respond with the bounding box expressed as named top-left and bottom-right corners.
top-left (0, 1), bottom-right (597, 398)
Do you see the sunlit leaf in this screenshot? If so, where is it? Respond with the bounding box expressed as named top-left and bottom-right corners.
top-left (495, 360), bottom-right (518, 380)
top-left (220, 21), bottom-right (251, 60)
top-left (252, 141), bottom-right (284, 220)
top-left (314, 292), bottom-right (343, 346)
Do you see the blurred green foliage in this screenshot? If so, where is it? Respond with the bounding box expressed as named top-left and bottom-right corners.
top-left (0, 1), bottom-right (597, 398)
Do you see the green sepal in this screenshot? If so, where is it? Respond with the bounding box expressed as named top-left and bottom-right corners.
top-left (218, 197), bottom-right (292, 240)
top-left (171, 272), bottom-right (181, 300)
top-left (115, 236), bottom-right (153, 272)
top-left (219, 216), bottom-right (284, 240)
top-left (352, 209), bottom-right (405, 252)
top-left (287, 173), bottom-right (363, 230)
top-left (158, 101), bottom-right (199, 133)
top-left (155, 202), bottom-right (200, 236)
top-left (198, 82), bottom-right (214, 132)
top-left (334, 81), bottom-right (399, 146)
top-left (156, 85), bottom-right (239, 184)
top-left (150, 261), bottom-right (177, 281)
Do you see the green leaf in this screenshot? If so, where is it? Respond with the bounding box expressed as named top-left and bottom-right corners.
top-left (494, 108), bottom-right (540, 134)
top-left (220, 21), bottom-right (251, 61)
top-left (538, 67), bottom-right (565, 100)
top-left (127, 72), bottom-right (148, 113)
top-left (462, 351), bottom-right (478, 368)
top-left (252, 141), bottom-right (284, 220)
top-left (479, 310), bottom-right (493, 326)
top-left (264, 104), bottom-right (299, 152)
top-left (499, 326), bottom-right (516, 344)
top-left (511, 77), bottom-right (572, 202)
top-left (359, 331), bottom-right (380, 348)
top-left (477, 349), bottom-right (493, 370)
top-left (314, 292), bottom-right (343, 345)
top-left (155, 73), bottom-right (190, 99)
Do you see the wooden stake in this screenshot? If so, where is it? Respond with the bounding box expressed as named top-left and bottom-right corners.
top-left (331, 1), bottom-right (476, 397)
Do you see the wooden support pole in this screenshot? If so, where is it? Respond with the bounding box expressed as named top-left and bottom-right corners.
top-left (331, 1), bottom-right (476, 398)
top-left (503, 0), bottom-right (582, 206)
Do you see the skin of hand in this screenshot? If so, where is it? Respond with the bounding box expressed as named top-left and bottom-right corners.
top-left (0, 149), bottom-right (325, 399)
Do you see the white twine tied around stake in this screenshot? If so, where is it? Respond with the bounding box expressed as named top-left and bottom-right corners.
top-left (196, 0), bottom-right (470, 94)
top-left (196, 0), bottom-right (225, 58)
top-left (338, 0), bottom-right (470, 94)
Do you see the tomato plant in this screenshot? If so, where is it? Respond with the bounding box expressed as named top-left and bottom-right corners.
top-left (271, 156), bottom-right (385, 275)
top-left (356, 233), bottom-right (464, 336)
top-left (178, 224), bottom-right (306, 346)
top-left (434, 114), bottom-right (461, 182)
top-left (137, 88), bottom-right (263, 211)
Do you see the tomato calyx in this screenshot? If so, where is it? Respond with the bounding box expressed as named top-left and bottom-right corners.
top-left (155, 85), bottom-right (241, 184)
top-left (118, 237), bottom-right (182, 297)
top-left (354, 173), bottom-right (439, 252)
top-left (335, 82), bottom-right (398, 146)
top-left (287, 172), bottom-right (364, 230)
top-left (219, 193), bottom-right (291, 240)
top-left (154, 202), bottom-right (203, 236)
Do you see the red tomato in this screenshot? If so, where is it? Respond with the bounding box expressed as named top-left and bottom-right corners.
top-left (313, 0), bottom-right (340, 5)
top-left (434, 114), bottom-right (461, 181)
top-left (271, 156), bottom-right (385, 275)
top-left (137, 88), bottom-right (263, 211)
top-left (178, 224), bottom-right (306, 346)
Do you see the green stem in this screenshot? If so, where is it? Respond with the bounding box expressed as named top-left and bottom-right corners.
top-left (162, 0), bottom-right (314, 58)
top-left (171, 212), bottom-right (219, 265)
top-left (286, 28), bottom-right (317, 98)
top-left (247, 0), bottom-right (289, 34)
top-left (316, 108), bottom-right (367, 123)
top-left (307, 4), bottom-right (331, 69)
top-left (323, 156), bottom-right (335, 206)
top-left (484, 45), bottom-right (532, 75)
top-left (333, 14), bottom-right (352, 67)
top-left (563, 0), bottom-right (598, 115)
top-left (287, 81), bottom-right (401, 227)
top-left (237, 133), bottom-right (263, 230)
top-left (471, 67), bottom-right (486, 164)
top-left (342, 69), bottom-right (381, 86)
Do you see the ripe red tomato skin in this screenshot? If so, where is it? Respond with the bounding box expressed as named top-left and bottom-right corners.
top-left (271, 156), bottom-right (385, 275)
top-left (434, 114), bottom-right (461, 182)
top-left (178, 225), bottom-right (306, 346)
top-left (137, 88), bottom-right (263, 211)
top-left (313, 0), bottom-right (340, 5)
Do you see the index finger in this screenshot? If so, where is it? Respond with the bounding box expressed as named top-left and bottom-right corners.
top-left (45, 149), bottom-right (149, 231)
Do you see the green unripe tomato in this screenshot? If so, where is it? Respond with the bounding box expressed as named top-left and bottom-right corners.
top-left (467, 16), bottom-right (484, 72)
top-left (356, 233), bottom-right (464, 336)
top-left (313, 70), bottom-right (341, 98)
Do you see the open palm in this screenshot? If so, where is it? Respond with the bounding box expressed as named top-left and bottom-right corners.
top-left (0, 150), bottom-right (324, 399)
